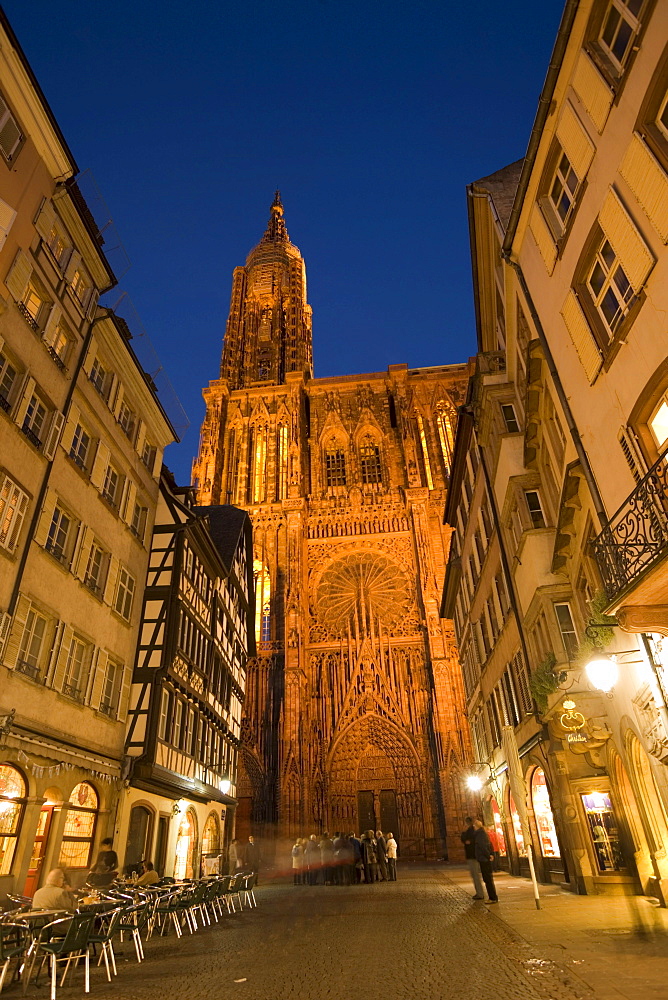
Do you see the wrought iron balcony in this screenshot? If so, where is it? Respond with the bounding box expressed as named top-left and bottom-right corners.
top-left (592, 446), bottom-right (668, 601)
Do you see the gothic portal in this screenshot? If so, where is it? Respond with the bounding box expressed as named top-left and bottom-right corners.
top-left (193, 194), bottom-right (471, 857)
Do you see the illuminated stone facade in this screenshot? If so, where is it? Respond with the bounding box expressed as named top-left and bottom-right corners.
top-left (193, 194), bottom-right (471, 856)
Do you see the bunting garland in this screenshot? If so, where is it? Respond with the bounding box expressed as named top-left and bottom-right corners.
top-left (14, 748), bottom-right (117, 784)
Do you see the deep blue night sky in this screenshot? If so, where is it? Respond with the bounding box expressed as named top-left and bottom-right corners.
top-left (4, 1), bottom-right (564, 483)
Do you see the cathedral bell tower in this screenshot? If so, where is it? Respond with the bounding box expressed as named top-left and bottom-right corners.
top-left (220, 192), bottom-right (313, 390)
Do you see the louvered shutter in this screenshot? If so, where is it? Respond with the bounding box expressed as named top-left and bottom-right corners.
top-left (82, 336), bottom-right (97, 376)
top-left (5, 248), bottom-right (31, 301)
top-left (113, 384), bottom-right (124, 420)
top-left (556, 101), bottom-right (595, 181)
top-left (0, 611), bottom-right (11, 657)
top-left (572, 50), bottom-right (613, 133)
top-left (52, 624), bottom-right (74, 692)
top-left (42, 304), bottom-right (61, 345)
top-left (90, 441), bottom-right (110, 489)
top-left (0, 197), bottom-right (16, 252)
top-left (64, 250), bottom-right (81, 283)
top-left (3, 594), bottom-right (31, 669)
top-left (33, 487), bottom-right (59, 549)
top-left (124, 480), bottom-right (137, 525)
top-left (104, 556), bottom-right (120, 606)
top-left (7, 490), bottom-right (28, 553)
top-left (89, 648), bottom-right (107, 710)
top-left (152, 447), bottom-right (163, 478)
top-left (13, 375), bottom-right (35, 428)
top-left (86, 289), bottom-right (99, 321)
top-left (529, 204), bottom-right (557, 273)
top-left (107, 374), bottom-right (120, 412)
top-left (60, 404), bottom-right (80, 456)
top-left (74, 526), bottom-right (94, 580)
top-left (117, 663), bottom-right (133, 722)
top-left (620, 133), bottom-right (668, 243)
top-left (135, 420), bottom-right (146, 457)
top-left (618, 426), bottom-right (648, 483)
top-left (599, 187), bottom-right (655, 292)
top-left (561, 291), bottom-right (602, 383)
top-left (43, 411), bottom-right (65, 461)
top-left (34, 199), bottom-right (56, 241)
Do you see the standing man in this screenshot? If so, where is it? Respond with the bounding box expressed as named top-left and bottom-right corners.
top-left (461, 816), bottom-right (485, 900)
top-left (245, 835), bottom-right (261, 883)
top-left (473, 818), bottom-right (498, 904)
top-left (385, 832), bottom-right (398, 881)
top-left (375, 830), bottom-right (388, 881)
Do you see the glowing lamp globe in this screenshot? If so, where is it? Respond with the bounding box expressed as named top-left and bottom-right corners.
top-left (219, 779), bottom-right (231, 795)
top-left (466, 775), bottom-right (483, 792)
top-left (585, 655), bottom-right (619, 693)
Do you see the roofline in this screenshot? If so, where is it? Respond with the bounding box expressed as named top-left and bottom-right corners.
top-left (0, 6), bottom-right (78, 173)
top-left (501, 0), bottom-right (581, 254)
top-left (466, 184), bottom-right (484, 353)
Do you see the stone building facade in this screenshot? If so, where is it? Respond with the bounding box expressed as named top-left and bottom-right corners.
top-left (193, 195), bottom-right (472, 857)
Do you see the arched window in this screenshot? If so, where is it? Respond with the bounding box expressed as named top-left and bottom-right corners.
top-left (251, 426), bottom-right (267, 503)
top-left (508, 790), bottom-right (527, 857)
top-left (530, 768), bottom-right (560, 858)
top-left (125, 804), bottom-right (154, 870)
top-left (253, 560), bottom-right (271, 645)
top-left (174, 808), bottom-right (197, 879)
top-left (0, 763), bottom-right (27, 875)
top-left (201, 812), bottom-right (220, 855)
top-left (416, 415), bottom-right (434, 489)
top-left (489, 796), bottom-right (506, 857)
top-left (436, 405), bottom-right (456, 475)
top-left (59, 782), bottom-right (98, 869)
top-left (359, 436), bottom-right (383, 486)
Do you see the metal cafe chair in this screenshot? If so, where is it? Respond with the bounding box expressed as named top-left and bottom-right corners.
top-left (30, 913), bottom-right (96, 1000)
top-left (0, 922), bottom-right (27, 994)
top-left (87, 907), bottom-right (124, 981)
top-left (117, 900), bottom-right (151, 962)
top-left (240, 872), bottom-right (258, 909)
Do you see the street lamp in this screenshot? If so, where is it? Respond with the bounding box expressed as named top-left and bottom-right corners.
top-left (585, 654), bottom-right (619, 693)
top-left (464, 761), bottom-right (494, 791)
top-left (219, 778), bottom-right (231, 795)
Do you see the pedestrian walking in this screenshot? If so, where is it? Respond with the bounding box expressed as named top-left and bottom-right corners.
top-left (361, 829), bottom-right (379, 884)
top-left (385, 832), bottom-right (398, 880)
top-left (228, 838), bottom-right (242, 874)
top-left (304, 834), bottom-right (320, 885)
top-left (473, 818), bottom-right (498, 903)
top-left (291, 838), bottom-right (305, 885)
top-left (350, 831), bottom-right (363, 883)
top-left (245, 835), bottom-right (261, 882)
top-left (461, 816), bottom-right (485, 900)
top-left (375, 830), bottom-right (388, 881)
top-left (319, 831), bottom-right (335, 884)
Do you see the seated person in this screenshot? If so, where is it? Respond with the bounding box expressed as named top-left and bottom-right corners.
top-left (32, 869), bottom-right (76, 911)
top-left (135, 859), bottom-right (161, 886)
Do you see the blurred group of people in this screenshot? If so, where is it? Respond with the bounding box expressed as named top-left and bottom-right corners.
top-left (291, 830), bottom-right (398, 885)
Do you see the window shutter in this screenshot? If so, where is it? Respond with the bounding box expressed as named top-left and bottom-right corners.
top-left (572, 50), bottom-right (613, 133)
top-left (60, 404), bottom-right (80, 456)
top-left (43, 411), bottom-right (65, 461)
top-left (13, 375), bottom-right (35, 428)
top-left (0, 611), bottom-right (11, 657)
top-left (152, 446), bottom-right (163, 479)
top-left (124, 480), bottom-right (137, 525)
top-left (34, 199), bottom-right (56, 242)
top-left (599, 187), bottom-right (655, 292)
top-left (5, 248), bottom-right (31, 301)
top-left (117, 663), bottom-right (133, 722)
top-left (86, 288), bottom-right (99, 321)
top-left (74, 525), bottom-right (94, 580)
top-left (52, 624), bottom-right (74, 692)
top-left (0, 335), bottom-right (4, 354)
top-left (82, 336), bottom-right (97, 376)
top-left (107, 374), bottom-right (120, 412)
top-left (529, 204), bottom-right (557, 272)
top-left (561, 291), bottom-right (602, 383)
top-left (556, 101), bottom-right (595, 181)
top-left (104, 556), bottom-right (120, 606)
top-left (0, 197), bottom-right (16, 252)
top-left (620, 133), bottom-right (668, 243)
top-left (3, 594), bottom-right (31, 669)
top-left (112, 384), bottom-right (124, 420)
top-left (618, 426), bottom-right (648, 483)
top-left (33, 487), bottom-right (59, 549)
top-left (88, 648), bottom-right (106, 708)
top-left (90, 441), bottom-right (111, 489)
top-left (135, 420), bottom-right (146, 456)
top-left (42, 304), bottom-right (61, 345)
top-left (6, 489), bottom-right (28, 553)
top-left (64, 250), bottom-right (81, 283)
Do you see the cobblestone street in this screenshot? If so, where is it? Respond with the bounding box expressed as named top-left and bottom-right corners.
top-left (17, 867), bottom-right (604, 1000)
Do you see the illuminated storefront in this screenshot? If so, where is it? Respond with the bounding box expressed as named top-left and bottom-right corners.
top-left (581, 791), bottom-right (623, 872)
top-left (531, 768), bottom-right (560, 858)
top-left (0, 764), bottom-right (26, 876)
top-left (490, 797), bottom-right (506, 856)
top-left (174, 809), bottom-right (197, 879)
top-left (58, 782), bottom-right (99, 871)
top-left (509, 791), bottom-right (527, 857)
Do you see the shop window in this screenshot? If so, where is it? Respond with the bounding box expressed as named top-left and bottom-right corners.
top-left (201, 813), bottom-right (220, 857)
top-left (490, 797), bottom-right (507, 856)
top-left (509, 791), bottom-right (527, 857)
top-left (173, 808), bottom-right (197, 880)
top-left (59, 782), bottom-right (98, 869)
top-left (0, 763), bottom-right (26, 875)
top-left (531, 768), bottom-right (560, 858)
top-left (581, 791), bottom-right (624, 871)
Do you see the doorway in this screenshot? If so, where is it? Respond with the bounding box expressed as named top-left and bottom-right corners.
top-left (23, 806), bottom-right (53, 897)
top-left (380, 789), bottom-right (399, 839)
top-left (155, 815), bottom-right (169, 877)
top-left (125, 805), bottom-right (154, 874)
top-left (357, 790), bottom-right (375, 834)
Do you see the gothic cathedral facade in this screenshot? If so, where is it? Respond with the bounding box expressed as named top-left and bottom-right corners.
top-left (193, 194), bottom-right (471, 857)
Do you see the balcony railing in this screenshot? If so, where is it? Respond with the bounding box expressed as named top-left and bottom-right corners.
top-left (16, 659), bottom-right (41, 682)
top-left (592, 446), bottom-right (668, 601)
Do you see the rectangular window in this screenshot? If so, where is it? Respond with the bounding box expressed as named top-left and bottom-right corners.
top-left (501, 403), bottom-right (520, 433)
top-left (46, 505), bottom-right (72, 563)
top-left (649, 397), bottom-right (668, 451)
top-left (141, 440), bottom-right (157, 472)
top-left (0, 92), bottom-right (24, 163)
top-left (548, 151), bottom-right (580, 230)
top-left (360, 444), bottom-right (383, 485)
top-left (100, 658), bottom-right (123, 717)
top-left (0, 474), bottom-right (29, 552)
top-left (599, 0), bottom-right (644, 74)
top-left (158, 688), bottom-right (169, 740)
top-left (325, 449), bottom-right (347, 487)
top-left (63, 635), bottom-right (88, 701)
top-left (21, 281), bottom-right (48, 330)
top-left (69, 269), bottom-right (90, 307)
top-left (102, 464), bottom-right (120, 508)
top-left (524, 490), bottom-right (546, 529)
top-left (0, 354), bottom-right (17, 412)
top-left (46, 224), bottom-right (69, 267)
top-left (17, 608), bottom-right (47, 679)
top-left (587, 239), bottom-right (634, 338)
top-left (84, 541), bottom-right (107, 596)
top-left (554, 602), bottom-right (579, 660)
top-left (118, 399), bottom-right (136, 441)
top-left (70, 423), bottom-right (91, 470)
top-left (172, 699), bottom-right (183, 746)
top-left (22, 394), bottom-right (47, 448)
top-left (89, 358), bottom-right (109, 399)
top-left (44, 321), bottom-right (70, 370)
top-left (131, 502), bottom-right (148, 542)
top-left (114, 566), bottom-right (135, 621)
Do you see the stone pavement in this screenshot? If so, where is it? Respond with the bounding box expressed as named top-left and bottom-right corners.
top-left (446, 863), bottom-right (668, 1000)
top-left (16, 866), bottom-right (607, 1000)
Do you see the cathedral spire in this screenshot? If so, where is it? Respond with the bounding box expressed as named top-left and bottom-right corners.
top-left (260, 190), bottom-right (289, 244)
